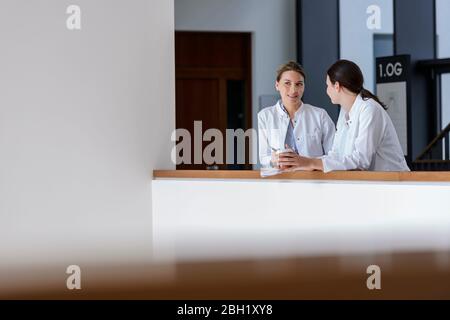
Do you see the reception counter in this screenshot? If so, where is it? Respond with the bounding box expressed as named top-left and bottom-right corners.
top-left (152, 170), bottom-right (450, 264)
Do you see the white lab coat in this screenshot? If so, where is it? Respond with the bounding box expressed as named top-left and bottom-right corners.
top-left (322, 94), bottom-right (410, 172)
top-left (258, 101), bottom-right (336, 167)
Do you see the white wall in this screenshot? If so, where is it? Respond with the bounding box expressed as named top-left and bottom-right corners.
top-left (436, 0), bottom-right (450, 130)
top-left (0, 0), bottom-right (175, 269)
top-left (340, 0), bottom-right (393, 92)
top-left (174, 0), bottom-right (297, 130)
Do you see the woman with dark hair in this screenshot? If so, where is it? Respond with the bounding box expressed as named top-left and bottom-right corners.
top-left (278, 59), bottom-right (410, 172)
top-left (258, 61), bottom-right (335, 170)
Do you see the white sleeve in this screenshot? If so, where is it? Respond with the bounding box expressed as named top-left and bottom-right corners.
top-left (257, 112), bottom-right (272, 168)
top-left (321, 106), bottom-right (384, 172)
top-left (320, 109), bottom-right (336, 155)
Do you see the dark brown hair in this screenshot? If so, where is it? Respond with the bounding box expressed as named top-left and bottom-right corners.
top-left (276, 61), bottom-right (306, 82)
top-left (327, 59), bottom-right (387, 109)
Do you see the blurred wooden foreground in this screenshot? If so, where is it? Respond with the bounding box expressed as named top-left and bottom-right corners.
top-left (1, 251), bottom-right (449, 299)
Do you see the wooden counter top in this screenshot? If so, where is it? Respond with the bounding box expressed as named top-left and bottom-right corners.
top-left (153, 170), bottom-right (450, 182)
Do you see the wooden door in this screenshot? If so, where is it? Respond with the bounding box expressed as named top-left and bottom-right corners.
top-left (175, 32), bottom-right (252, 170)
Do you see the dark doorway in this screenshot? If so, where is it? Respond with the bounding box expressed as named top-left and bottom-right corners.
top-left (175, 31), bottom-right (252, 170)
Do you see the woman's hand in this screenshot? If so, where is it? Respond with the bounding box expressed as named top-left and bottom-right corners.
top-left (278, 152), bottom-right (314, 171)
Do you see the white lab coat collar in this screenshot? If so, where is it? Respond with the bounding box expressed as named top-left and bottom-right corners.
top-left (347, 94), bottom-right (363, 119)
top-left (276, 100), bottom-right (305, 121)
top-left (344, 94), bottom-right (364, 125)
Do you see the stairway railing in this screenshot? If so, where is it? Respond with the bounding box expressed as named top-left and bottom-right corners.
top-left (412, 122), bottom-right (450, 171)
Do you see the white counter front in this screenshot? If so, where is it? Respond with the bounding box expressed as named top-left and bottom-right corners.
top-left (152, 171), bottom-right (450, 263)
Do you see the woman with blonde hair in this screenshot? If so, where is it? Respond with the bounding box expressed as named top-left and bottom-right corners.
top-left (258, 61), bottom-right (335, 169)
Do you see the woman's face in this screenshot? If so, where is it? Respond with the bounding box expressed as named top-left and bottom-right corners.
top-left (326, 75), bottom-right (339, 105)
top-left (276, 71), bottom-right (305, 105)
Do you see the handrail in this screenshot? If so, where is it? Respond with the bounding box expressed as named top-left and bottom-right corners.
top-left (417, 58), bottom-right (450, 74)
top-left (415, 122), bottom-right (450, 161)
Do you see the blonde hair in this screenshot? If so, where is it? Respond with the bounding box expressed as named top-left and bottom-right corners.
top-left (276, 61), bottom-right (306, 82)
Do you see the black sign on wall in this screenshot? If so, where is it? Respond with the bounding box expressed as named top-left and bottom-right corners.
top-left (376, 55), bottom-right (410, 84)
